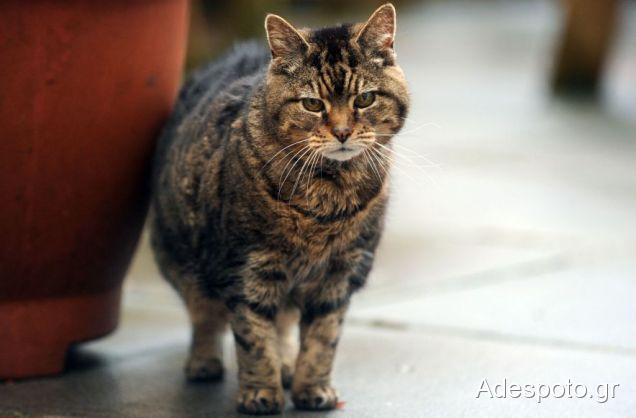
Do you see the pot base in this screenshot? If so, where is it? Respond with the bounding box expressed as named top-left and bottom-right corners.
top-left (0, 287), bottom-right (121, 380)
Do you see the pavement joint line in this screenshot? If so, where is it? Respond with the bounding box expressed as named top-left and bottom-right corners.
top-left (355, 253), bottom-right (571, 308)
top-left (384, 224), bottom-right (610, 250)
top-left (346, 317), bottom-right (636, 358)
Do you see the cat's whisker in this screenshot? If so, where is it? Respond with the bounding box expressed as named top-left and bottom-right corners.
top-left (304, 151), bottom-right (321, 207)
top-left (310, 150), bottom-right (321, 184)
top-left (370, 145), bottom-right (427, 186)
top-left (372, 149), bottom-right (419, 186)
top-left (260, 138), bottom-right (314, 173)
top-left (277, 144), bottom-right (310, 185)
top-left (373, 143), bottom-right (427, 176)
top-left (376, 146), bottom-right (439, 188)
top-left (385, 142), bottom-right (441, 169)
top-left (368, 147), bottom-right (392, 177)
top-left (270, 148), bottom-right (304, 178)
top-left (362, 130), bottom-right (442, 170)
top-left (375, 142), bottom-right (440, 172)
top-left (277, 147), bottom-right (308, 196)
top-left (278, 145), bottom-right (313, 200)
top-left (370, 148), bottom-right (412, 189)
top-left (302, 150), bottom-right (319, 193)
top-left (364, 149), bottom-right (384, 184)
top-left (378, 142), bottom-right (440, 168)
top-left (398, 117), bottom-right (437, 124)
top-left (399, 123), bottom-right (443, 135)
top-left (288, 148), bottom-right (317, 204)
top-left (374, 120), bottom-right (442, 138)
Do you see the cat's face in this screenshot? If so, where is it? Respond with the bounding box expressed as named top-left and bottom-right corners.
top-left (263, 4), bottom-right (409, 162)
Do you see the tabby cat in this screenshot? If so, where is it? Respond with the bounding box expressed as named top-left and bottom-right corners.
top-left (150, 3), bottom-right (409, 414)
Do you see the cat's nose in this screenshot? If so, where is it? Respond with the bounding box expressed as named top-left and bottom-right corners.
top-left (332, 126), bottom-right (352, 143)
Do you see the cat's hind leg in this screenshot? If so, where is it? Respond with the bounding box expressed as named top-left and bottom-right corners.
top-left (182, 283), bottom-right (229, 381)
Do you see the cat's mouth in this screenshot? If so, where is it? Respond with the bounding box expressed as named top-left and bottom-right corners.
top-left (322, 146), bottom-right (364, 162)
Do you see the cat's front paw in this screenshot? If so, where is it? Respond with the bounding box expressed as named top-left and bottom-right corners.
top-left (292, 384), bottom-right (338, 411)
top-left (185, 356), bottom-right (224, 381)
top-left (236, 387), bottom-right (284, 415)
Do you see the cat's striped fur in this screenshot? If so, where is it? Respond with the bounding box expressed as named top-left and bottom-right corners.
top-left (150, 4), bottom-right (409, 414)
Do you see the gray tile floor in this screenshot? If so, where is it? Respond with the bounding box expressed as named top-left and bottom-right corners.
top-left (2, 1), bottom-right (636, 417)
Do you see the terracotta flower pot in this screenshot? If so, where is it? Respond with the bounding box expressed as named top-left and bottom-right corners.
top-left (0, 0), bottom-right (189, 379)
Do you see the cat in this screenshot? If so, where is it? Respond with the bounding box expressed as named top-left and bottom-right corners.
top-left (150, 3), bottom-right (409, 415)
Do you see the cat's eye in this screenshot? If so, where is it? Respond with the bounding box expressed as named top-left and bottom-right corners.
top-left (354, 92), bottom-right (376, 108)
top-left (301, 98), bottom-right (325, 112)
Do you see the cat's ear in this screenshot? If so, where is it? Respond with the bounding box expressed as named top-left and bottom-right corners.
top-left (355, 3), bottom-right (396, 52)
top-left (265, 14), bottom-right (310, 59)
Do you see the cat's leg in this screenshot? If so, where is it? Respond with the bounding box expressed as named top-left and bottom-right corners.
top-left (231, 304), bottom-right (285, 414)
top-left (291, 251), bottom-right (373, 410)
top-left (230, 251), bottom-right (290, 414)
top-left (276, 306), bottom-right (300, 389)
top-left (182, 284), bottom-right (229, 381)
top-left (292, 273), bottom-right (351, 411)
top-left (292, 304), bottom-right (347, 411)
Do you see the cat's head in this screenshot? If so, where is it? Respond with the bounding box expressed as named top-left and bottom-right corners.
top-left (263, 3), bottom-right (409, 162)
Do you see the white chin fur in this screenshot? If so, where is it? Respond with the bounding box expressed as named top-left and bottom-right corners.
top-left (323, 148), bottom-right (364, 162)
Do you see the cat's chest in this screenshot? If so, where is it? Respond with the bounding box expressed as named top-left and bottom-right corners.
top-left (279, 210), bottom-right (364, 256)
top-left (275, 183), bottom-right (385, 251)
